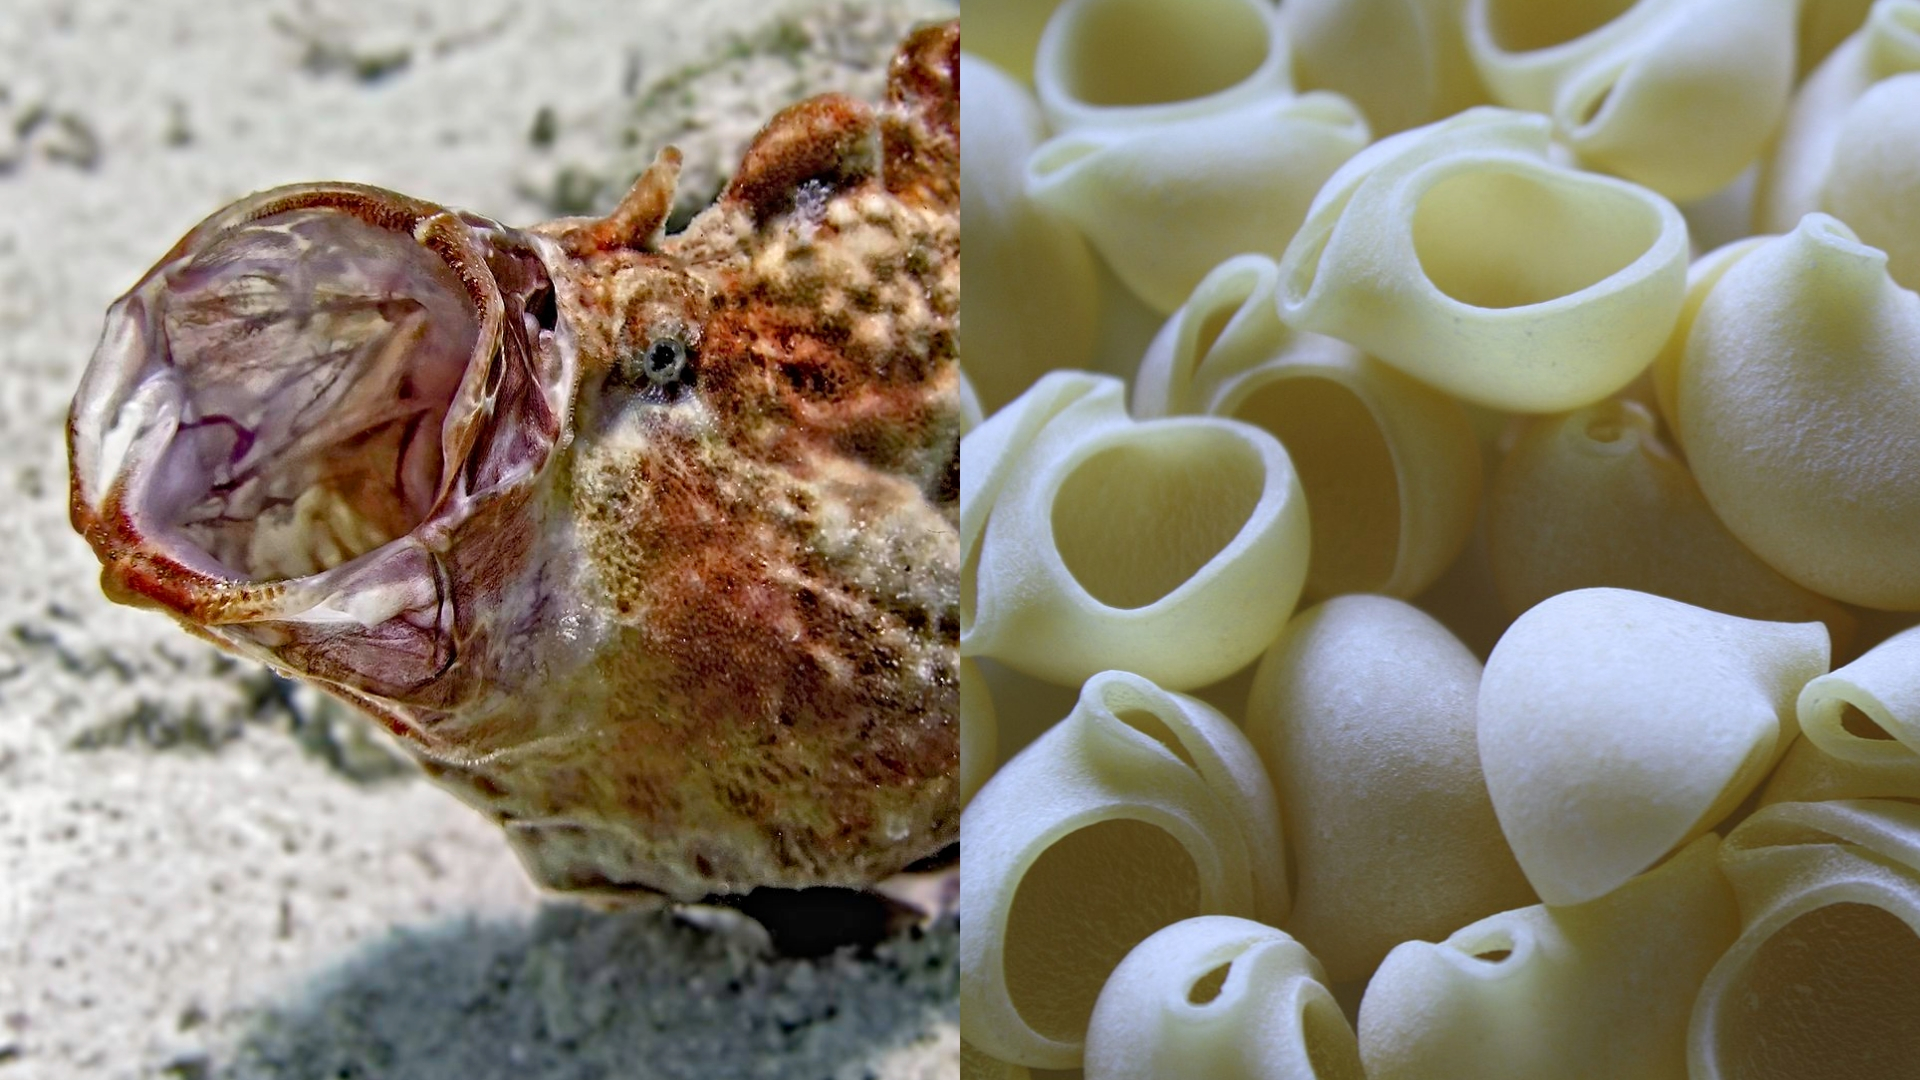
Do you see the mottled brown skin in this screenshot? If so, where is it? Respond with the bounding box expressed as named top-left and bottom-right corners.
top-left (67, 23), bottom-right (960, 901)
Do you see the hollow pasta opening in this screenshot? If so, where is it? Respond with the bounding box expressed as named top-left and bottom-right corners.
top-left (1232, 376), bottom-right (1398, 598)
top-left (1051, 429), bottom-right (1263, 609)
top-left (1712, 902), bottom-right (1920, 1080)
top-left (1114, 708), bottom-right (1200, 770)
top-left (1051, 0), bottom-right (1269, 108)
top-left (1840, 703), bottom-right (1899, 741)
top-left (1483, 0), bottom-right (1635, 53)
top-left (1459, 927), bottom-right (1517, 963)
top-left (1187, 961), bottom-right (1232, 1004)
top-left (1003, 819), bottom-right (1202, 1043)
top-left (1302, 993), bottom-right (1367, 1080)
top-left (1413, 167), bottom-right (1660, 309)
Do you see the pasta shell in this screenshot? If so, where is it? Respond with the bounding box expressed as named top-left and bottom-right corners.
top-left (961, 53), bottom-right (1102, 413)
top-left (1136, 255), bottom-right (1481, 599)
top-left (1646, 236), bottom-right (1768, 439)
top-left (1486, 399), bottom-right (1855, 646)
top-left (959, 671), bottom-right (1288, 1068)
top-left (1358, 835), bottom-right (1739, 1080)
top-left (965, 0), bottom-right (1070, 85)
top-left (1281, 0), bottom-right (1489, 136)
top-left (1821, 72), bottom-right (1920, 290)
top-left (1084, 917), bottom-right (1362, 1080)
top-left (1027, 94), bottom-right (1369, 314)
top-left (962, 374), bottom-right (1310, 691)
top-left (1678, 213), bottom-right (1920, 610)
top-left (960, 369), bottom-right (984, 434)
top-left (961, 657), bottom-right (998, 806)
top-left (962, 1041), bottom-right (1034, 1080)
top-left (1756, 0), bottom-right (1920, 234)
top-left (1275, 108), bottom-right (1688, 412)
top-left (1797, 624), bottom-right (1920, 764)
top-left (1692, 799), bottom-right (1920, 1079)
top-left (1759, 735), bottom-right (1920, 806)
top-left (1477, 588), bottom-right (1828, 905)
top-left (1465, 0), bottom-right (1798, 200)
top-left (1800, 0), bottom-right (1880, 76)
top-left (1244, 596), bottom-right (1534, 983)
top-left (1032, 0), bottom-right (1293, 134)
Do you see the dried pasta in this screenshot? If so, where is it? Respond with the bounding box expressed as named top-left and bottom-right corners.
top-left (959, 671), bottom-right (1287, 1068)
top-left (960, 53), bottom-right (1100, 412)
top-left (1084, 917), bottom-right (1363, 1080)
top-left (1358, 836), bottom-right (1739, 1080)
top-left (1677, 214), bottom-right (1920, 609)
top-left (957, 0), bottom-right (1920, 1068)
top-left (1243, 596), bottom-right (1533, 982)
top-left (1135, 255), bottom-right (1481, 599)
top-left (1464, 0), bottom-right (1798, 200)
top-left (961, 372), bottom-right (1310, 690)
top-left (1274, 108), bottom-right (1689, 411)
top-left (1477, 588), bottom-right (1827, 905)
top-left (1692, 799), bottom-right (1920, 1078)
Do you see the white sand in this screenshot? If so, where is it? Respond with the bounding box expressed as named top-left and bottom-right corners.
top-left (0, 1), bottom-right (956, 1076)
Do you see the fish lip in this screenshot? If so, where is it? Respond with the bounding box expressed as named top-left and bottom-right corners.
top-left (66, 182), bottom-right (579, 685)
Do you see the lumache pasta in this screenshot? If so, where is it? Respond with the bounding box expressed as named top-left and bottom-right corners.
top-left (957, 0), bottom-right (1920, 1073)
top-left (1134, 255), bottom-right (1482, 599)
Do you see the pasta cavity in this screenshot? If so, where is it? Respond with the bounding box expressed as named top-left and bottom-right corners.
top-left (1044, 0), bottom-right (1268, 107)
top-left (1412, 167), bottom-right (1658, 309)
top-left (1712, 903), bottom-right (1920, 1080)
top-left (1051, 431), bottom-right (1262, 609)
top-left (1003, 819), bottom-right (1203, 1042)
top-left (1233, 378), bottom-right (1397, 599)
top-left (1480, 0), bottom-right (1636, 53)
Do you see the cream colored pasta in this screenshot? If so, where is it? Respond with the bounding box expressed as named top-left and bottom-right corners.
top-left (1486, 399), bottom-right (1856, 646)
top-left (1281, 0), bottom-right (1488, 136)
top-left (962, 1041), bottom-right (1034, 1080)
top-left (1821, 73), bottom-right (1920, 289)
top-left (1677, 213), bottom-right (1920, 610)
top-left (964, 0), bottom-right (1070, 85)
top-left (959, 671), bottom-right (1288, 1069)
top-left (960, 52), bottom-right (1101, 413)
top-left (1800, 0), bottom-right (1881, 76)
top-left (960, 658), bottom-right (997, 806)
top-left (1477, 588), bottom-right (1828, 906)
top-left (1027, 92), bottom-right (1369, 314)
top-left (1244, 596), bottom-right (1534, 983)
top-left (1275, 108), bottom-right (1688, 412)
top-left (1646, 235), bottom-right (1768, 438)
top-left (958, 0), bottom-right (1920, 1065)
top-left (1134, 255), bottom-right (1481, 599)
top-left (1796, 625), bottom-right (1920, 765)
top-left (1756, 0), bottom-right (1920, 234)
top-left (1084, 917), bottom-right (1364, 1080)
top-left (1464, 0), bottom-right (1798, 200)
top-left (1358, 835), bottom-right (1739, 1080)
top-left (1032, 0), bottom-right (1293, 134)
top-left (962, 373), bottom-right (1310, 691)
top-left (1692, 799), bottom-right (1920, 1079)
top-left (1760, 735), bottom-right (1920, 806)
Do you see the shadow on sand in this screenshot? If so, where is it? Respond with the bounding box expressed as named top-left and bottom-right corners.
top-left (218, 902), bottom-right (957, 1080)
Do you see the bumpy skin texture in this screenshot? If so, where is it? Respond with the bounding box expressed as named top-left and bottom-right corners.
top-left (67, 23), bottom-right (960, 901)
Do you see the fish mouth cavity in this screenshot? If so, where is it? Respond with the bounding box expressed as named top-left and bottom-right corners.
top-left (154, 207), bottom-right (482, 582)
top-left (73, 187), bottom-right (572, 598)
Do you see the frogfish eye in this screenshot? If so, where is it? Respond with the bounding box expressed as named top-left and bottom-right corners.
top-left (631, 335), bottom-right (691, 390)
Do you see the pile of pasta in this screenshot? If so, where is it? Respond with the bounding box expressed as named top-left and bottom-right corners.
top-left (958, 0), bottom-right (1920, 1076)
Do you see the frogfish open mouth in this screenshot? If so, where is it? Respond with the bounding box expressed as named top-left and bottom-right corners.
top-left (66, 22), bottom-right (960, 903)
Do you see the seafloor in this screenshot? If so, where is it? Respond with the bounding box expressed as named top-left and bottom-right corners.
top-left (0, 1), bottom-right (957, 1076)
